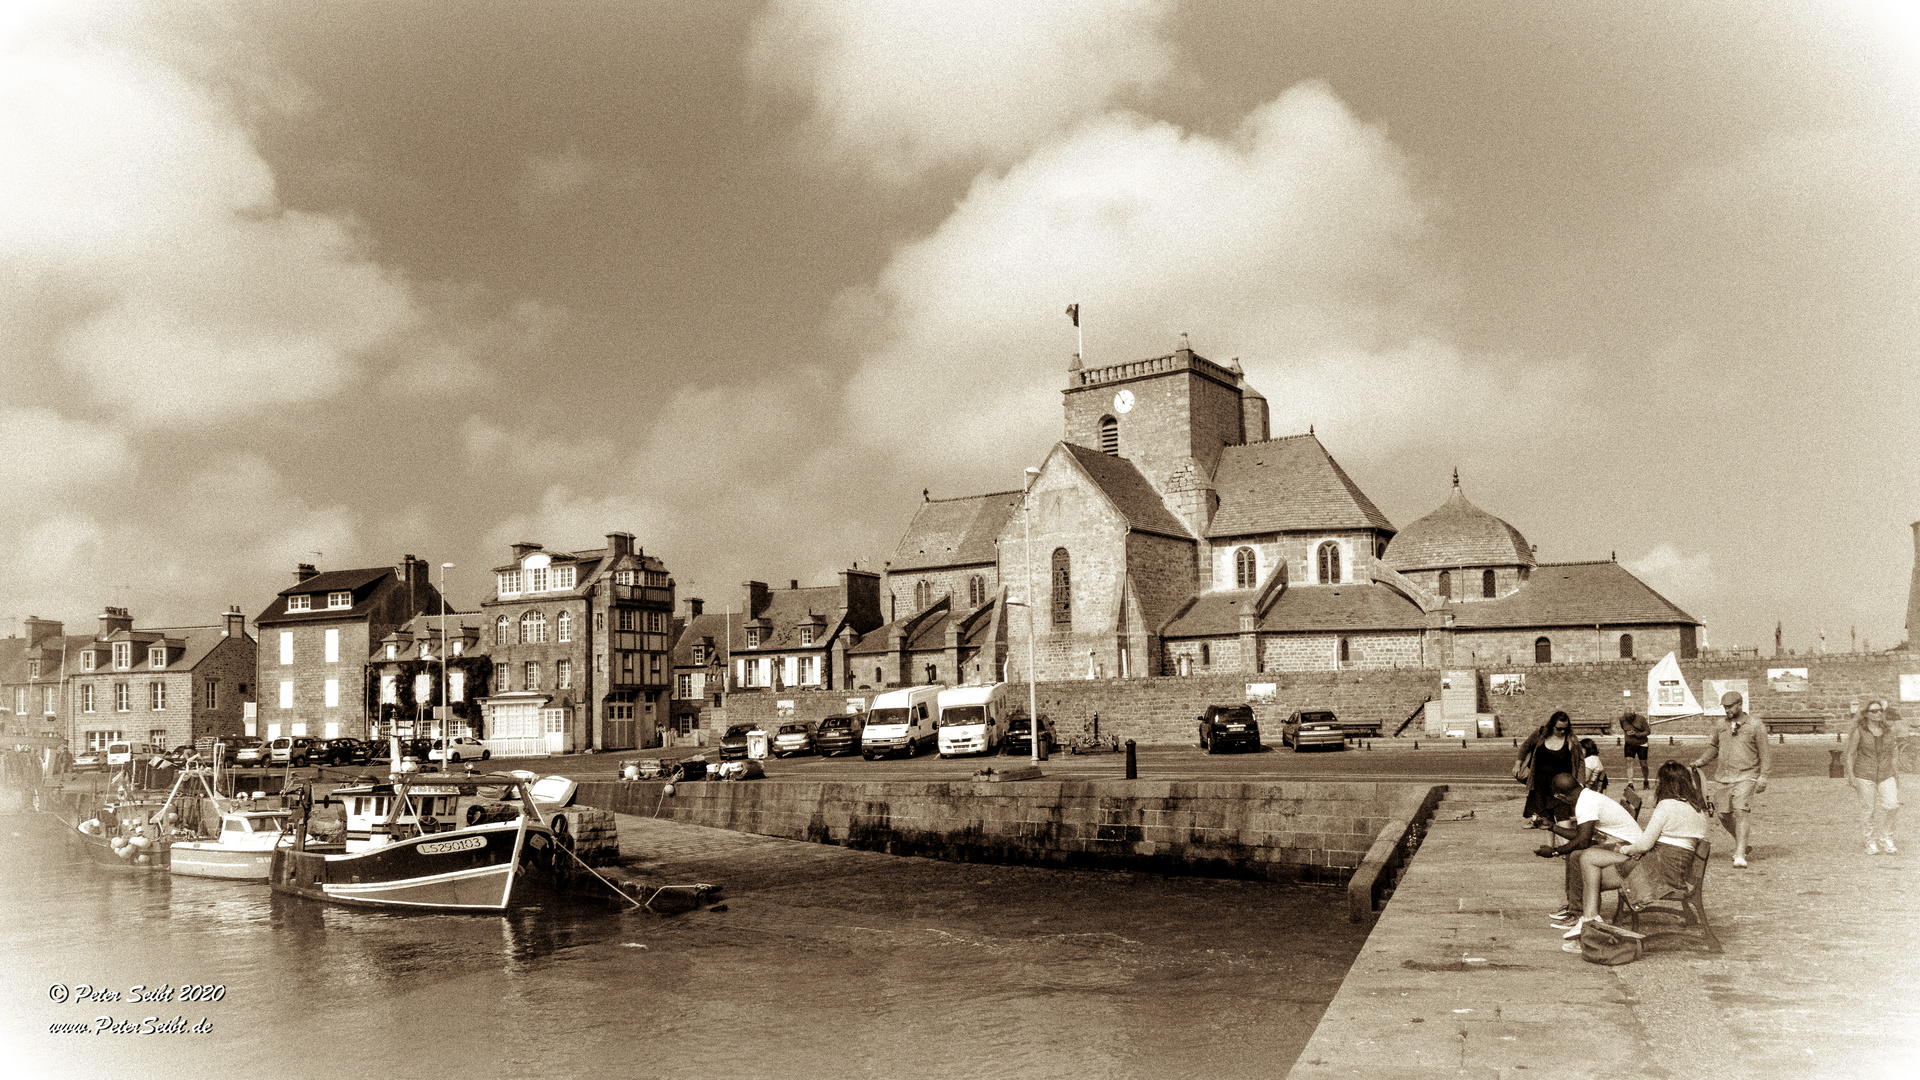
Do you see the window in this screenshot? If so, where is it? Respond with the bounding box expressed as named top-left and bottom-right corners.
top-left (81, 685), bottom-right (95, 713)
top-left (1051, 548), bottom-right (1072, 627)
top-left (495, 665), bottom-right (509, 693)
top-left (914, 580), bottom-right (932, 611)
top-left (324, 679), bottom-right (339, 707)
top-left (115, 683), bottom-right (130, 712)
top-left (556, 611), bottom-right (572, 643)
top-left (42, 687), bottom-right (54, 714)
top-left (148, 647), bottom-right (166, 668)
top-left (525, 662), bottom-right (541, 691)
top-left (1535, 637), bottom-right (1552, 664)
top-left (618, 609), bottom-right (638, 632)
top-left (521, 611), bottom-right (548, 644)
top-left (326, 591), bottom-right (351, 609)
top-left (528, 566), bottom-right (549, 593)
top-left (556, 658), bottom-right (571, 689)
top-left (543, 709), bottom-right (566, 735)
top-left (286, 594), bottom-right (311, 612)
top-left (799, 625), bottom-right (815, 646)
top-left (380, 674), bottom-right (397, 704)
top-left (150, 682), bottom-right (166, 710)
top-left (279, 631), bottom-right (293, 665)
top-left (495, 615), bottom-right (511, 646)
top-left (148, 728), bottom-right (167, 747)
top-left (1316, 542), bottom-right (1341, 584)
top-left (651, 653), bottom-right (662, 681)
top-left (1619, 634), bottom-right (1634, 660)
top-left (554, 566), bottom-right (576, 590)
top-left (645, 570), bottom-right (669, 587)
top-left (449, 671), bottom-right (465, 702)
top-left (498, 571), bottom-right (521, 595)
top-left (614, 569), bottom-right (637, 586)
top-left (205, 680), bottom-right (217, 709)
top-left (113, 642), bottom-right (131, 670)
top-left (646, 610), bottom-right (665, 633)
top-left (692, 645), bottom-right (707, 666)
top-left (1438, 570), bottom-right (1451, 599)
top-left (325, 627), bottom-right (339, 663)
top-left (385, 643), bottom-right (396, 660)
top-left (746, 628), bottom-right (760, 649)
top-left (1099, 415), bottom-right (1119, 456)
top-left (677, 674), bottom-right (693, 699)
top-left (595, 612), bottom-right (605, 633)
top-left (1483, 569), bottom-right (1496, 598)
top-left (1234, 547), bottom-right (1256, 589)
top-left (1201, 642), bottom-right (1211, 666)
top-left (81, 650), bottom-right (96, 672)
top-left (874, 667), bottom-right (883, 686)
top-left (452, 640), bottom-right (463, 656)
top-left (968, 575), bottom-right (987, 607)
top-left (1339, 637), bottom-right (1351, 664)
top-left (279, 681), bottom-right (292, 709)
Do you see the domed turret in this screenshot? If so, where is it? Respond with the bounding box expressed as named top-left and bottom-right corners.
top-left (1383, 472), bottom-right (1534, 600)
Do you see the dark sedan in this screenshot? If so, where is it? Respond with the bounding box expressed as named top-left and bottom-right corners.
top-left (1198, 705), bottom-right (1262, 754)
top-left (815, 714), bottom-right (864, 757)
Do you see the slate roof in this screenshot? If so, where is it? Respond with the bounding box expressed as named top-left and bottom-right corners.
top-left (1060, 443), bottom-right (1192, 538)
top-left (671, 613), bottom-right (735, 667)
top-left (845, 600), bottom-right (998, 656)
top-left (71, 626), bottom-right (237, 673)
top-left (1448, 561), bottom-right (1700, 629)
top-left (671, 587), bottom-right (848, 661)
top-left (258, 567), bottom-right (399, 626)
top-left (1207, 435), bottom-right (1395, 537)
top-left (889, 491), bottom-right (1022, 572)
top-left (1160, 584), bottom-right (1426, 638)
top-left (1383, 482), bottom-right (1535, 571)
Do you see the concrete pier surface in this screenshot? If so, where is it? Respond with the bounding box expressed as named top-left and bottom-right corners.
top-left (1288, 776), bottom-right (1920, 1080)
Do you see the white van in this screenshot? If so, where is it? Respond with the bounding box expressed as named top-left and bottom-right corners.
top-left (105, 741), bottom-right (164, 768)
top-left (861, 685), bottom-right (941, 760)
top-left (937, 683), bottom-right (1009, 758)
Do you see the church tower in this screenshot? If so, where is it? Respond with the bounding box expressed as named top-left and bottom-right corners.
top-left (1061, 338), bottom-right (1254, 509)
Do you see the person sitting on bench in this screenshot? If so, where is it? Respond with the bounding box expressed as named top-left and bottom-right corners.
top-left (1536, 772), bottom-right (1642, 936)
top-left (1566, 761), bottom-right (1711, 932)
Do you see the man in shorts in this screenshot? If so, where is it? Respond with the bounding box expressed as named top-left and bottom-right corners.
top-left (1692, 690), bottom-right (1772, 868)
top-left (1536, 772), bottom-right (1643, 933)
top-left (1620, 710), bottom-right (1651, 789)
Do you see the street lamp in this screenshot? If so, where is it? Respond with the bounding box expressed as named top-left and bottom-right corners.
top-left (440, 563), bottom-right (454, 749)
top-left (1023, 466), bottom-right (1040, 765)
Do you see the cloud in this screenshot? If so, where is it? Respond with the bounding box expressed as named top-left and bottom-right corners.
top-left (0, 407), bottom-right (132, 498)
top-left (1624, 543), bottom-right (1723, 610)
top-left (749, 0), bottom-right (1174, 181)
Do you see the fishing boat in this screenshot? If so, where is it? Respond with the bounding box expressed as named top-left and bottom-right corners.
top-left (168, 804), bottom-right (292, 880)
top-left (269, 756), bottom-right (560, 912)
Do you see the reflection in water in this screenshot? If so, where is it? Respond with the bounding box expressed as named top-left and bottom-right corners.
top-left (1, 813), bottom-right (1366, 1080)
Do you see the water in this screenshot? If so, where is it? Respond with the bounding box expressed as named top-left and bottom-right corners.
top-left (0, 814), bottom-right (1367, 1080)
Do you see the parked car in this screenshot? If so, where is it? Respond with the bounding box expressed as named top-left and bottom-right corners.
top-left (194, 736), bottom-right (254, 764)
top-left (814, 714), bottom-right (864, 757)
top-left (1282, 709), bottom-right (1346, 752)
top-left (314, 738), bottom-right (369, 766)
top-left (718, 725), bottom-right (756, 762)
top-left (772, 721), bottom-right (816, 758)
top-left (862, 686), bottom-right (941, 759)
top-left (1001, 713), bottom-right (1057, 756)
top-left (232, 738), bottom-right (270, 767)
top-left (367, 737), bottom-right (432, 765)
top-left (268, 736), bottom-right (316, 767)
top-left (937, 683), bottom-right (1009, 758)
top-left (72, 748), bottom-right (105, 772)
top-left (1197, 705), bottom-right (1262, 754)
top-left (427, 736), bottom-right (491, 764)
top-left (162, 745), bottom-right (198, 767)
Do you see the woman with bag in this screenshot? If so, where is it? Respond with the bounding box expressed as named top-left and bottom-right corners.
top-left (1515, 712), bottom-right (1578, 827)
top-left (1842, 699), bottom-right (1902, 855)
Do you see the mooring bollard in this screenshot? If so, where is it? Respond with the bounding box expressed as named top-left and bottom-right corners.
top-left (1125, 739), bottom-right (1137, 780)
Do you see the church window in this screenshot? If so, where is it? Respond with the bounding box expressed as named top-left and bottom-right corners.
top-left (1619, 634), bottom-right (1634, 660)
top-left (1234, 547), bottom-right (1256, 589)
top-left (1483, 569), bottom-right (1496, 598)
top-left (1438, 570), bottom-right (1452, 599)
top-left (1099, 416), bottom-right (1119, 456)
top-left (1339, 636), bottom-right (1351, 663)
top-left (1200, 643), bottom-right (1211, 666)
top-left (1535, 637), bottom-right (1552, 664)
top-left (1316, 542), bottom-right (1341, 584)
top-left (968, 575), bottom-right (986, 607)
top-left (1051, 548), bottom-right (1072, 627)
top-left (914, 580), bottom-right (932, 611)
top-left (874, 667), bottom-right (883, 685)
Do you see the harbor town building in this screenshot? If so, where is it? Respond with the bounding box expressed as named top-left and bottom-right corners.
top-left (65, 606), bottom-right (255, 751)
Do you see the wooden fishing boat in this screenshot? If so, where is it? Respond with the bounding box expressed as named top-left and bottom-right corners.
top-left (168, 806), bottom-right (292, 880)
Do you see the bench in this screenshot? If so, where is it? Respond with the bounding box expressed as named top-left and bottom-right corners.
top-left (1569, 719), bottom-right (1613, 737)
top-left (1762, 714), bottom-right (1826, 735)
top-left (1620, 839), bottom-right (1721, 952)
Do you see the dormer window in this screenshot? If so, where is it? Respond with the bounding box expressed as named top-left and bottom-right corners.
top-left (745, 628), bottom-right (760, 649)
top-left (81, 651), bottom-right (97, 672)
top-left (113, 642), bottom-right (132, 670)
top-left (554, 566), bottom-right (576, 590)
top-left (498, 571), bottom-right (521, 595)
top-left (614, 569), bottom-right (637, 586)
top-left (420, 644), bottom-right (433, 660)
top-left (528, 566), bottom-right (549, 593)
top-left (326, 591), bottom-right (351, 610)
top-left (799, 626), bottom-right (815, 646)
top-left (451, 640), bottom-right (463, 656)
top-left (287, 595), bottom-right (311, 612)
top-left (385, 644), bottom-right (396, 660)
top-left (28, 659), bottom-right (41, 679)
top-left (692, 645), bottom-right (707, 666)
top-left (149, 647), bottom-right (167, 669)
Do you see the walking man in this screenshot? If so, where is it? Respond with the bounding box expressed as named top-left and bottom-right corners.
top-left (1692, 690), bottom-right (1772, 868)
top-left (1620, 710), bottom-right (1651, 789)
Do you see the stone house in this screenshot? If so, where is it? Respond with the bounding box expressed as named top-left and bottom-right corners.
top-left (67, 606), bottom-right (255, 751)
top-left (363, 614), bottom-right (488, 743)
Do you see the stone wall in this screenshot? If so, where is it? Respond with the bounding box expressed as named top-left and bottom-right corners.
top-left (1450, 624), bottom-right (1690, 669)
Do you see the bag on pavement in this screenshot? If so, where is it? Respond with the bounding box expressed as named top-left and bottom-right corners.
top-left (1579, 919), bottom-right (1644, 966)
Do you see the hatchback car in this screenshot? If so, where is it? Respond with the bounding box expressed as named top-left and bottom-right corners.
top-left (72, 748), bottom-right (105, 772)
top-left (718, 725), bottom-right (756, 761)
top-left (1197, 705), bottom-right (1262, 754)
top-left (1001, 714), bottom-right (1057, 755)
top-left (234, 739), bottom-right (271, 767)
top-left (268, 736), bottom-right (316, 766)
top-left (315, 738), bottom-right (370, 766)
top-left (427, 736), bottom-right (491, 763)
top-left (814, 714), bottom-right (864, 757)
top-left (772, 721), bottom-right (816, 758)
top-left (1282, 709), bottom-right (1347, 752)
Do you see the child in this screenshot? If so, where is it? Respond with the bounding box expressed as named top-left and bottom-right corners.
top-left (1580, 738), bottom-right (1609, 792)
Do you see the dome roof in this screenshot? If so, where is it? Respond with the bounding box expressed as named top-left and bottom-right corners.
top-left (1383, 476), bottom-right (1535, 572)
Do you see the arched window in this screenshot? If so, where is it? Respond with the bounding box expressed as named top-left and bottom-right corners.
top-left (1339, 636), bottom-right (1351, 663)
top-left (556, 610), bottom-right (572, 643)
top-left (1483, 569), bottom-right (1496, 598)
top-left (1535, 637), bottom-right (1552, 664)
top-left (968, 575), bottom-right (986, 607)
top-left (1099, 415), bottom-right (1119, 456)
top-left (1051, 548), bottom-right (1072, 627)
top-left (494, 615), bottom-right (510, 646)
top-left (1317, 542), bottom-right (1341, 584)
top-left (1200, 642), bottom-right (1211, 666)
top-left (874, 667), bottom-right (883, 685)
top-left (1234, 547), bottom-right (1256, 589)
top-left (1438, 570), bottom-right (1452, 599)
top-left (1619, 633), bottom-right (1634, 660)
top-left (520, 610), bottom-right (547, 644)
top-left (914, 580), bottom-right (931, 611)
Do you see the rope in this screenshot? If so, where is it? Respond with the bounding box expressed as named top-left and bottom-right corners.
top-left (554, 837), bottom-right (715, 913)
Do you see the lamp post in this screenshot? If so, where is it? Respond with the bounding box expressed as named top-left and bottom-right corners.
top-left (440, 563), bottom-right (454, 747)
top-left (1023, 466), bottom-right (1040, 765)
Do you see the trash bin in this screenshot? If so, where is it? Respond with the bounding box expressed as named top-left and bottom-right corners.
top-left (1830, 748), bottom-right (1845, 779)
top-left (746, 729), bottom-right (770, 761)
top-left (1477, 717), bottom-right (1500, 739)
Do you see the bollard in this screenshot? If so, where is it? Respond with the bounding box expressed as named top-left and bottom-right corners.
top-left (1124, 739), bottom-right (1137, 779)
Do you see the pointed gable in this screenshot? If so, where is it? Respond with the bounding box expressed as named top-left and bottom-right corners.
top-left (1207, 434), bottom-right (1395, 536)
top-left (1059, 443), bottom-right (1192, 538)
top-left (889, 490), bottom-right (1023, 572)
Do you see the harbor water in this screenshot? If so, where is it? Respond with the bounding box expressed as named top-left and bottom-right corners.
top-left (0, 812), bottom-right (1368, 1079)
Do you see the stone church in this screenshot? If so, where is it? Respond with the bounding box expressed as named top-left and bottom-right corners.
top-left (873, 344), bottom-right (1699, 685)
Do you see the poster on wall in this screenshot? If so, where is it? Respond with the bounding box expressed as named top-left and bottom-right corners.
top-left (1901, 675), bottom-right (1920, 703)
top-left (1704, 679), bottom-right (1749, 716)
top-left (1491, 674), bottom-right (1526, 696)
top-left (1767, 668), bottom-right (1809, 693)
top-left (1245, 683), bottom-right (1277, 703)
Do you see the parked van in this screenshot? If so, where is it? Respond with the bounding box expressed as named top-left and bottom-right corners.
top-left (861, 685), bottom-right (941, 759)
top-left (105, 741), bottom-right (164, 768)
top-left (937, 683), bottom-right (1009, 758)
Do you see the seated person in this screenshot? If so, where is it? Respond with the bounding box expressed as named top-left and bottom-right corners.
top-left (1536, 772), bottom-right (1643, 935)
top-left (1566, 761), bottom-right (1711, 932)
top-left (1580, 738), bottom-right (1608, 791)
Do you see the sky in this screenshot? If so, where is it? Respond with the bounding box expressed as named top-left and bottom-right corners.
top-left (1, 0), bottom-right (1916, 655)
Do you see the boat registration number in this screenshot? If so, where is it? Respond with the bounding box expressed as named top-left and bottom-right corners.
top-left (418, 836), bottom-right (487, 855)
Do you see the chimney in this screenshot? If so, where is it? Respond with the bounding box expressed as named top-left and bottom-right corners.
top-left (606, 532), bottom-right (635, 557)
top-left (295, 563), bottom-right (320, 583)
top-left (23, 616), bottom-right (62, 649)
top-left (511, 542), bottom-right (543, 560)
top-left (687, 598), bottom-right (704, 617)
top-left (743, 581), bottom-right (770, 619)
top-left (222, 606), bottom-right (245, 639)
top-left (397, 554), bottom-right (422, 584)
top-left (98, 606), bottom-right (133, 638)
top-left (1907, 521), bottom-right (1920, 650)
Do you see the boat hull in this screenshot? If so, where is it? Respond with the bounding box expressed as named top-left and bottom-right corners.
top-left (269, 823), bottom-right (555, 912)
top-left (169, 843), bottom-right (277, 880)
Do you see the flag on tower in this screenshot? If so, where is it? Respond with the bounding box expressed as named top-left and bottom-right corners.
top-left (1066, 303), bottom-right (1079, 327)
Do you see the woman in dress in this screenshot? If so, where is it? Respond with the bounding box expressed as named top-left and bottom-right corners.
top-left (1516, 712), bottom-right (1577, 827)
top-left (1562, 760), bottom-right (1710, 932)
top-left (1842, 698), bottom-right (1902, 855)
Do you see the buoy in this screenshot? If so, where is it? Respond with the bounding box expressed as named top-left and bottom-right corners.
top-left (130, 835), bottom-right (151, 849)
top-left (662, 784), bottom-right (676, 797)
